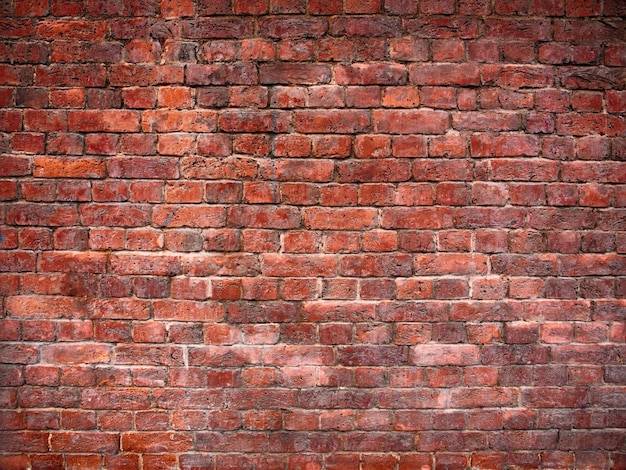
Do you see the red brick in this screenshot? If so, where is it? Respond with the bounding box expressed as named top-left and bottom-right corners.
top-left (39, 251), bottom-right (106, 274)
top-left (240, 39), bottom-right (275, 61)
top-left (17, 228), bottom-right (53, 251)
top-left (196, 62), bottom-right (242, 84)
top-left (153, 205), bottom-right (225, 228)
top-left (321, 279), bottom-right (357, 300)
top-left (121, 432), bottom-right (192, 452)
top-left (361, 230), bottom-right (396, 252)
top-left (343, 86), bottom-right (379, 108)
top-left (46, 133), bottom-right (85, 155)
top-left (33, 157), bottom-right (104, 180)
top-left (20, 180), bottom-right (55, 202)
top-left (266, 159), bottom-right (334, 182)
top-left (304, 208), bottom-right (376, 230)
top-left (374, 109), bottom-right (449, 134)
top-left (183, 253), bottom-right (258, 277)
top-left (331, 16), bottom-right (401, 37)
top-left (277, 41), bottom-right (314, 62)
top-left (179, 16), bottom-right (250, 37)
top-left (1, 4), bottom-right (624, 463)
top-left (380, 86), bottom-right (419, 109)
top-left (262, 254), bottom-right (336, 277)
top-left (274, 135), bottom-right (311, 157)
top-left (335, 63), bottom-right (407, 85)
top-left (607, 91), bottom-right (626, 114)
top-left (381, 207), bottom-right (453, 229)
top-left (123, 40), bottom-right (160, 64)
top-left (436, 182), bottom-right (471, 205)
top-left (605, 44), bottom-right (626, 66)
top-left (35, 64), bottom-right (107, 87)
top-left (279, 277), bottom-right (316, 300)
top-left (410, 63), bottom-right (480, 86)
top-left (7, 203), bottom-right (79, 226)
top-left (160, 0), bottom-right (194, 17)
top-left (339, 254), bottom-right (412, 277)
top-left (228, 206), bottom-right (300, 229)
top-left (420, 86), bottom-right (455, 109)
top-left (432, 39), bottom-right (465, 61)
top-left (219, 110), bottom-right (290, 133)
top-left (395, 184), bottom-right (432, 207)
top-left (359, 278), bottom-right (396, 299)
top-left (9, 132), bottom-right (42, 155)
top-left (308, 0), bottom-right (342, 14)
top-left (395, 278), bottom-right (434, 301)
top-left (260, 63), bottom-right (331, 85)
top-left (295, 109), bottom-right (369, 133)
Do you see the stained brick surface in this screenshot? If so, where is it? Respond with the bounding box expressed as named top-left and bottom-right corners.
top-left (1, 0), bottom-right (625, 468)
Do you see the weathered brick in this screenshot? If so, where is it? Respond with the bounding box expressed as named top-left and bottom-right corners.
top-left (265, 159), bottom-right (334, 182)
top-left (181, 18), bottom-right (253, 38)
top-left (259, 17), bottom-right (328, 38)
top-left (332, 16), bottom-right (401, 37)
top-left (304, 208), bottom-right (378, 230)
top-left (373, 109), bottom-right (448, 134)
top-left (410, 63), bottom-right (480, 86)
top-left (336, 64), bottom-right (407, 85)
top-left (35, 64), bottom-right (106, 87)
top-left (295, 110), bottom-right (369, 133)
top-left (1, 3), bottom-right (624, 463)
top-left (185, 64), bottom-right (257, 86)
top-left (338, 159), bottom-right (412, 183)
top-left (410, 345), bottom-right (479, 366)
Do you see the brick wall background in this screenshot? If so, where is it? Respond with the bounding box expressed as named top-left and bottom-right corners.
top-left (1, 0), bottom-right (625, 468)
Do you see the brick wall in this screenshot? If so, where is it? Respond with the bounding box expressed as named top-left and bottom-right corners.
top-left (1, 0), bottom-right (625, 468)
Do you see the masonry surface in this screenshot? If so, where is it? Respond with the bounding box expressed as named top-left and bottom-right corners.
top-left (0, 0), bottom-right (625, 469)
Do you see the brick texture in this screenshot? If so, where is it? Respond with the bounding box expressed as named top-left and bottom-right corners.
top-left (1, 0), bottom-right (625, 468)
